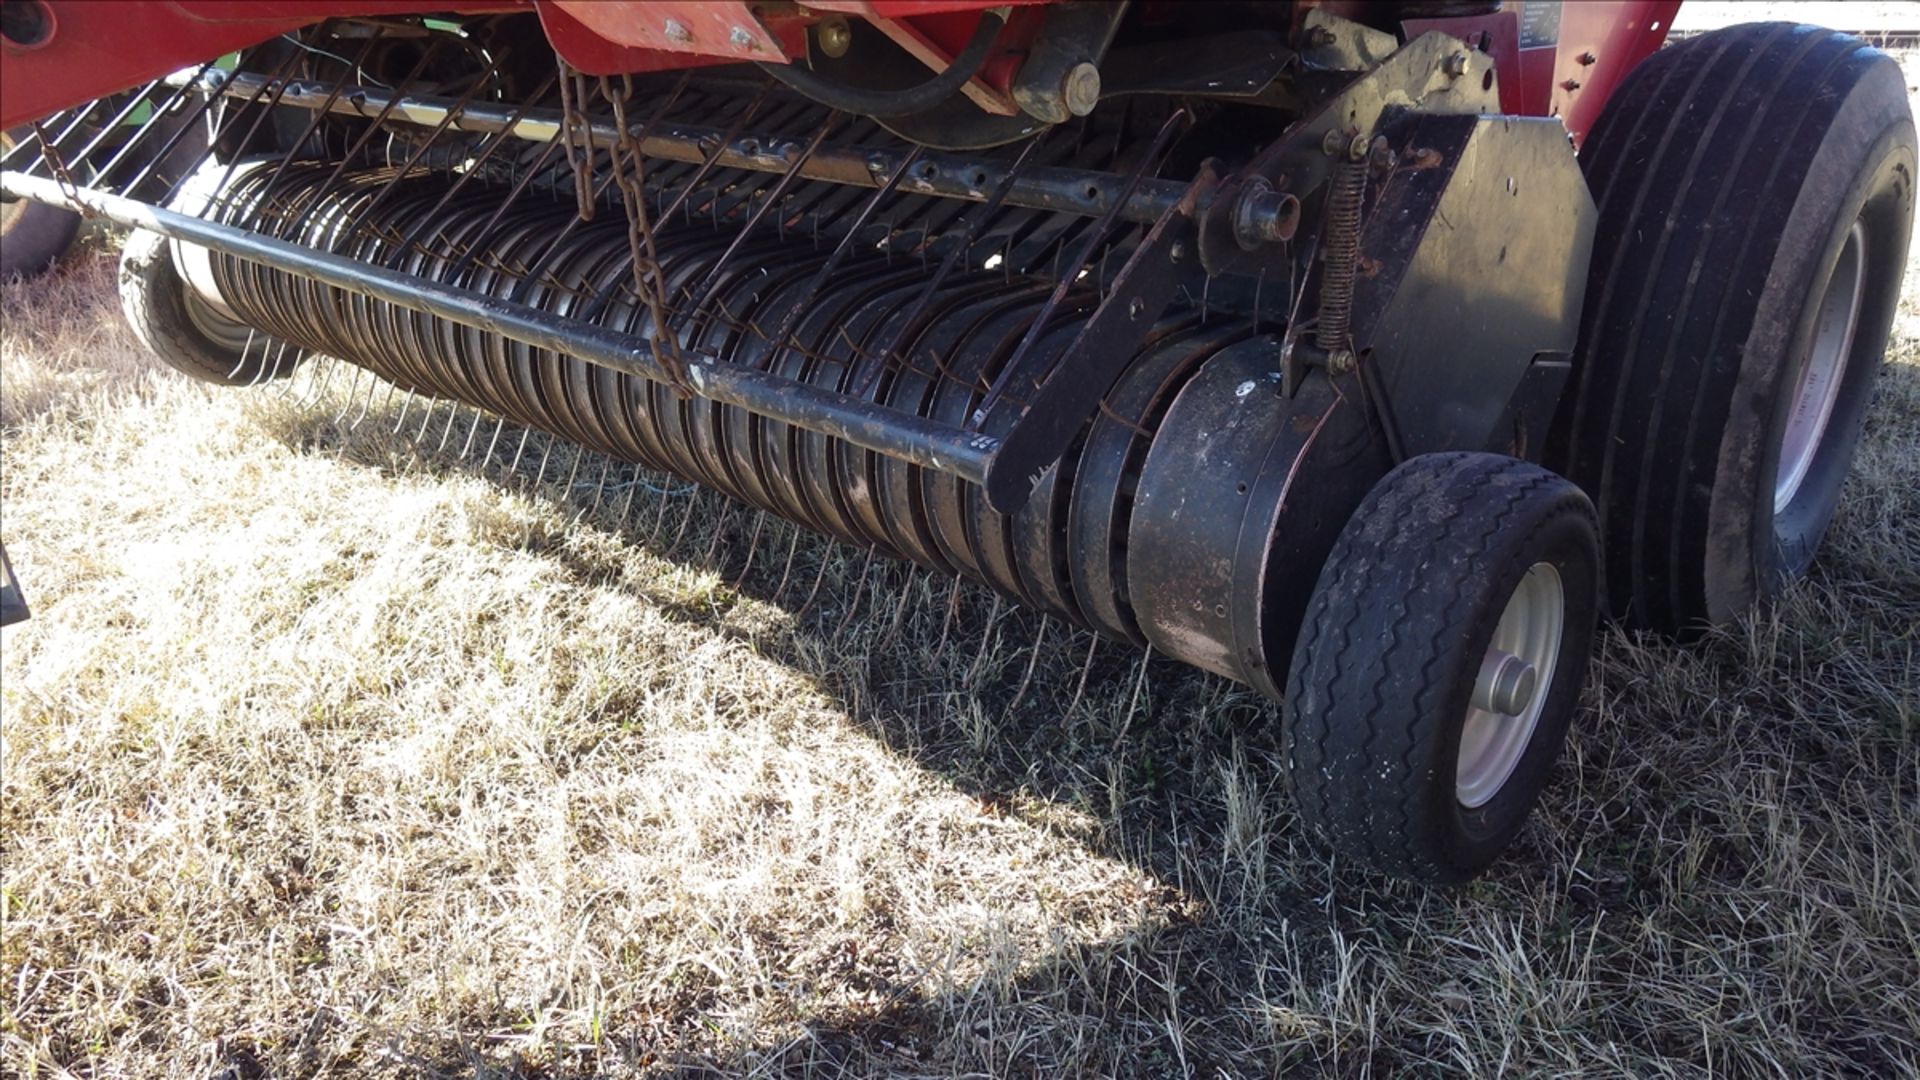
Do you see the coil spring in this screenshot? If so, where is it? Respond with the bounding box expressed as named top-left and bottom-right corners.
top-left (1315, 155), bottom-right (1366, 354)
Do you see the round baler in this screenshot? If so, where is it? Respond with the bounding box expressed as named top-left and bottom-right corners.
top-left (1, 0), bottom-right (1908, 883)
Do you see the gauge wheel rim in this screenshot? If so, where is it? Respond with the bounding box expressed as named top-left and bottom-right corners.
top-left (1456, 561), bottom-right (1566, 809)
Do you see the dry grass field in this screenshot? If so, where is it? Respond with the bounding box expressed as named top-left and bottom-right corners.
top-left (4, 57), bottom-right (1919, 1080)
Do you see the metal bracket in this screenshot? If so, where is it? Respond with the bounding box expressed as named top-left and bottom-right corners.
top-left (1196, 28), bottom-right (1497, 277)
top-left (981, 170), bottom-right (1214, 513)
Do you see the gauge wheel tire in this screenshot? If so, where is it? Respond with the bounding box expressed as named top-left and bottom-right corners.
top-left (1, 132), bottom-right (84, 282)
top-left (1549, 23), bottom-right (1916, 634)
top-left (1283, 452), bottom-right (1601, 884)
top-left (119, 227), bottom-right (290, 386)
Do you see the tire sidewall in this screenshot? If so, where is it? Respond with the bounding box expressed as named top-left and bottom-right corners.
top-left (1707, 62), bottom-right (1917, 620)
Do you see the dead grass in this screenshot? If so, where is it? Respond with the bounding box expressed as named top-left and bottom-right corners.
top-left (4, 73), bottom-right (1919, 1080)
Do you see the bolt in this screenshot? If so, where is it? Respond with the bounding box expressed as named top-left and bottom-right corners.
top-left (816, 16), bottom-right (851, 58)
top-left (1305, 26), bottom-right (1336, 48)
top-left (1128, 297), bottom-right (1145, 319)
top-left (730, 26), bottom-right (757, 50)
top-left (1578, 51), bottom-right (1598, 65)
top-left (1347, 132), bottom-right (1370, 162)
top-left (1327, 349), bottom-right (1356, 376)
top-left (1062, 61), bottom-right (1101, 117)
top-left (1444, 52), bottom-right (1471, 77)
top-left (1322, 128), bottom-right (1347, 156)
top-left (663, 19), bottom-right (691, 45)
top-left (1368, 137), bottom-right (1395, 173)
top-left (1561, 78), bottom-right (1582, 92)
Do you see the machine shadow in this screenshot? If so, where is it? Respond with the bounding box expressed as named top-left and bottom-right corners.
top-left (242, 363), bottom-right (1409, 1071)
top-left (238, 355), bottom-right (1920, 1075)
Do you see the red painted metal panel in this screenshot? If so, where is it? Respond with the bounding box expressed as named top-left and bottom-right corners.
top-left (0, 0), bottom-right (524, 130)
top-left (1402, 0), bottom-right (1677, 147)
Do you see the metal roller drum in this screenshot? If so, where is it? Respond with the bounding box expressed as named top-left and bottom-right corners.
top-left (178, 163), bottom-right (1386, 687)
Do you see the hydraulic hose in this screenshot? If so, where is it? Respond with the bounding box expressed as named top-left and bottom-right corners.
top-left (756, 10), bottom-right (1006, 118)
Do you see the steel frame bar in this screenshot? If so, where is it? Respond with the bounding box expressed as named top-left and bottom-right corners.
top-left (1, 170), bottom-right (998, 483)
top-left (212, 73), bottom-right (1271, 236)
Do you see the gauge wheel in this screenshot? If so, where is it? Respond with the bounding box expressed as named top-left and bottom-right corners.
top-left (1283, 452), bottom-right (1602, 884)
top-left (119, 226), bottom-right (292, 385)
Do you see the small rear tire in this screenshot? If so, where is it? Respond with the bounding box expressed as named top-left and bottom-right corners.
top-left (1283, 452), bottom-right (1601, 884)
top-left (119, 227), bottom-right (291, 386)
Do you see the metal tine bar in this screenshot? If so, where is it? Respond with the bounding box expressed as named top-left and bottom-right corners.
top-left (127, 43), bottom-right (297, 203)
top-left (230, 328), bottom-right (261, 381)
top-left (702, 500), bottom-right (735, 564)
top-left (509, 72), bottom-right (690, 307)
top-left (849, 131), bottom-right (1051, 400)
top-left (265, 35), bottom-right (453, 240)
top-left (830, 544), bottom-right (882, 639)
top-left (446, 403), bottom-right (474, 455)
top-left (1006, 614), bottom-right (1050, 713)
top-left (671, 107), bottom-right (844, 318)
top-left (793, 544), bottom-right (836, 619)
top-left (335, 360), bottom-right (366, 424)
top-left (392, 388), bottom-right (416, 434)
top-left (1065, 631), bottom-right (1099, 722)
top-left (444, 139), bottom-right (571, 278)
top-left (730, 511), bottom-right (769, 589)
top-left (190, 38), bottom-right (330, 221)
top-left (562, 444), bottom-right (585, 496)
top-left (508, 426), bottom-right (532, 475)
top-left (322, 46), bottom-right (509, 253)
top-left (56, 79), bottom-right (171, 179)
top-left (877, 567), bottom-right (918, 652)
top-left (971, 109), bottom-right (1191, 423)
top-left (653, 85), bottom-right (773, 229)
top-left (379, 72), bottom-right (559, 271)
top-left (762, 143), bottom-right (922, 356)
top-left (91, 64), bottom-right (228, 192)
top-left (769, 525), bottom-right (803, 603)
top-left (665, 486), bottom-right (704, 557)
top-left (0, 108), bottom-right (73, 170)
top-left (589, 455), bottom-right (611, 515)
top-left (12, 100), bottom-right (112, 176)
top-left (966, 593), bottom-right (1006, 686)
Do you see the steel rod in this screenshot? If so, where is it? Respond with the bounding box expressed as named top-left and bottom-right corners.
top-left (0, 170), bottom-right (999, 483)
top-left (214, 73), bottom-right (1233, 232)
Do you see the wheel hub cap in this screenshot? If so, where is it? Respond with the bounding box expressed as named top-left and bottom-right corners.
top-left (1456, 561), bottom-right (1565, 809)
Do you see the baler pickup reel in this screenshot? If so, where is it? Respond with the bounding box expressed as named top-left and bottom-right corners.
top-left (0, 12), bottom-right (1584, 513)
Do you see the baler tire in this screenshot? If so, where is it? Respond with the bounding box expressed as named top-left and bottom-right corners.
top-left (1283, 452), bottom-right (1601, 884)
top-left (1551, 23), bottom-right (1916, 634)
top-left (119, 227), bottom-right (289, 386)
top-left (1, 132), bottom-right (84, 282)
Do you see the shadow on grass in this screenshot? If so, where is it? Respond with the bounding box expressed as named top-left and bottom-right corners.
top-left (227, 355), bottom-right (1920, 1077)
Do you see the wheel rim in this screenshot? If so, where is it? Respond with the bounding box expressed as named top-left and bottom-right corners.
top-left (1776, 221), bottom-right (1865, 513)
top-left (1456, 561), bottom-right (1565, 809)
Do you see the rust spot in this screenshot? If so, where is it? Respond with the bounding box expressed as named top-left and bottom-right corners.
top-left (1358, 256), bottom-right (1383, 279)
top-left (1408, 148), bottom-right (1445, 170)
